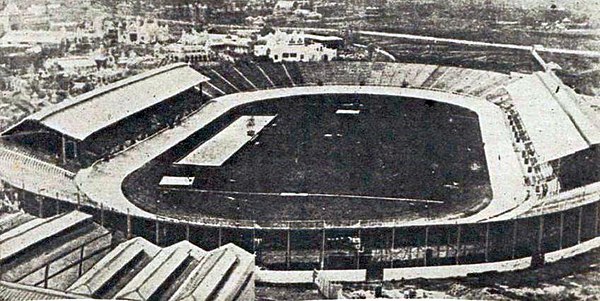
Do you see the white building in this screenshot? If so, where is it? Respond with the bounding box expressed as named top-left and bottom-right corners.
top-left (273, 0), bottom-right (298, 13)
top-left (118, 18), bottom-right (170, 45)
top-left (0, 29), bottom-right (69, 47)
top-left (164, 29), bottom-right (251, 62)
top-left (294, 8), bottom-right (322, 21)
top-left (44, 56), bottom-right (97, 74)
top-left (164, 29), bottom-right (212, 61)
top-left (254, 30), bottom-right (337, 63)
top-left (0, 2), bottom-right (22, 32)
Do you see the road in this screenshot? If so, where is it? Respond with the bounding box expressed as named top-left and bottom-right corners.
top-left (271, 26), bottom-right (600, 58)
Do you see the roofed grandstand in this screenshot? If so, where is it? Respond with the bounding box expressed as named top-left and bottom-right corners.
top-left (1, 56), bottom-right (600, 284)
top-left (2, 63), bottom-right (209, 167)
top-left (1, 60), bottom-right (599, 219)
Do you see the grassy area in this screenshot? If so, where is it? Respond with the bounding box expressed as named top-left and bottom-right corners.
top-left (124, 94), bottom-right (491, 222)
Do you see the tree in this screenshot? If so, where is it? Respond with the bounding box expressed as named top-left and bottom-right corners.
top-left (258, 25), bottom-right (275, 36)
top-left (367, 43), bottom-right (376, 61)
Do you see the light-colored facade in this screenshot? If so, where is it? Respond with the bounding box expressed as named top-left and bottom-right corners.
top-left (164, 29), bottom-right (251, 61)
top-left (117, 18), bottom-right (170, 45)
top-left (44, 56), bottom-right (97, 74)
top-left (254, 30), bottom-right (337, 63)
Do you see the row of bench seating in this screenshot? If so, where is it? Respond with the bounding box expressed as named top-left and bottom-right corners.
top-left (194, 61), bottom-right (306, 100)
top-left (0, 147), bottom-right (78, 201)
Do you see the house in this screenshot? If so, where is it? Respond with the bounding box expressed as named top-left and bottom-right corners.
top-left (274, 0), bottom-right (298, 13)
top-left (164, 29), bottom-right (251, 62)
top-left (0, 29), bottom-right (69, 47)
top-left (44, 56), bottom-right (98, 74)
top-left (254, 30), bottom-right (337, 63)
top-left (118, 18), bottom-right (170, 45)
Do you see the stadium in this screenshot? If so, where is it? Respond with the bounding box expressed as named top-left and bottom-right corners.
top-left (1, 48), bottom-right (600, 290)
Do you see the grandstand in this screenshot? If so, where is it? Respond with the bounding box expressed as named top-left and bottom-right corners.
top-left (507, 74), bottom-right (591, 162)
top-left (1, 59), bottom-right (600, 281)
top-left (193, 61), bottom-right (518, 103)
top-left (355, 36), bottom-right (541, 74)
top-left (0, 209), bottom-right (255, 300)
top-left (0, 147), bottom-right (78, 201)
top-left (0, 211), bottom-right (112, 289)
top-left (2, 63), bottom-right (209, 167)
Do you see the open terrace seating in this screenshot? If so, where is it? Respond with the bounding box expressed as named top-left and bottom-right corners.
top-left (419, 65), bottom-right (450, 88)
top-left (210, 65), bottom-right (251, 92)
top-left (0, 146), bottom-right (78, 200)
top-left (195, 62), bottom-right (306, 96)
top-left (469, 72), bottom-right (514, 97)
top-left (193, 61), bottom-right (514, 106)
top-left (446, 69), bottom-right (486, 94)
top-left (404, 64), bottom-right (438, 87)
top-left (283, 62), bottom-right (306, 86)
top-left (430, 67), bottom-right (470, 91)
top-left (195, 66), bottom-right (239, 95)
top-left (202, 81), bottom-right (227, 99)
top-left (256, 62), bottom-right (294, 87)
top-left (235, 61), bottom-right (274, 89)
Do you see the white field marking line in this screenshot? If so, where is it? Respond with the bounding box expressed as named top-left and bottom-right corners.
top-left (233, 66), bottom-right (258, 90)
top-left (254, 63), bottom-right (276, 88)
top-left (210, 69), bottom-right (241, 92)
top-left (281, 64), bottom-right (296, 87)
top-left (162, 188), bottom-right (444, 204)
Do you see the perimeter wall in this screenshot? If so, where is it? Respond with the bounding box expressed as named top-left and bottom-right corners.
top-left (6, 182), bottom-right (600, 280)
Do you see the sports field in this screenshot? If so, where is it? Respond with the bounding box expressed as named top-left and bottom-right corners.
top-left (124, 94), bottom-right (492, 222)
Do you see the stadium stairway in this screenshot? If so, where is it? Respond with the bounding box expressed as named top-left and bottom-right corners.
top-left (498, 96), bottom-right (560, 199)
top-left (0, 208), bottom-right (256, 300)
top-left (282, 62), bottom-right (305, 86)
top-left (197, 62), bottom-right (303, 100)
top-left (256, 62), bottom-right (294, 88)
top-left (235, 62), bottom-right (274, 90)
top-left (419, 65), bottom-right (450, 88)
top-left (195, 61), bottom-right (516, 106)
top-left (410, 64), bottom-right (440, 87)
